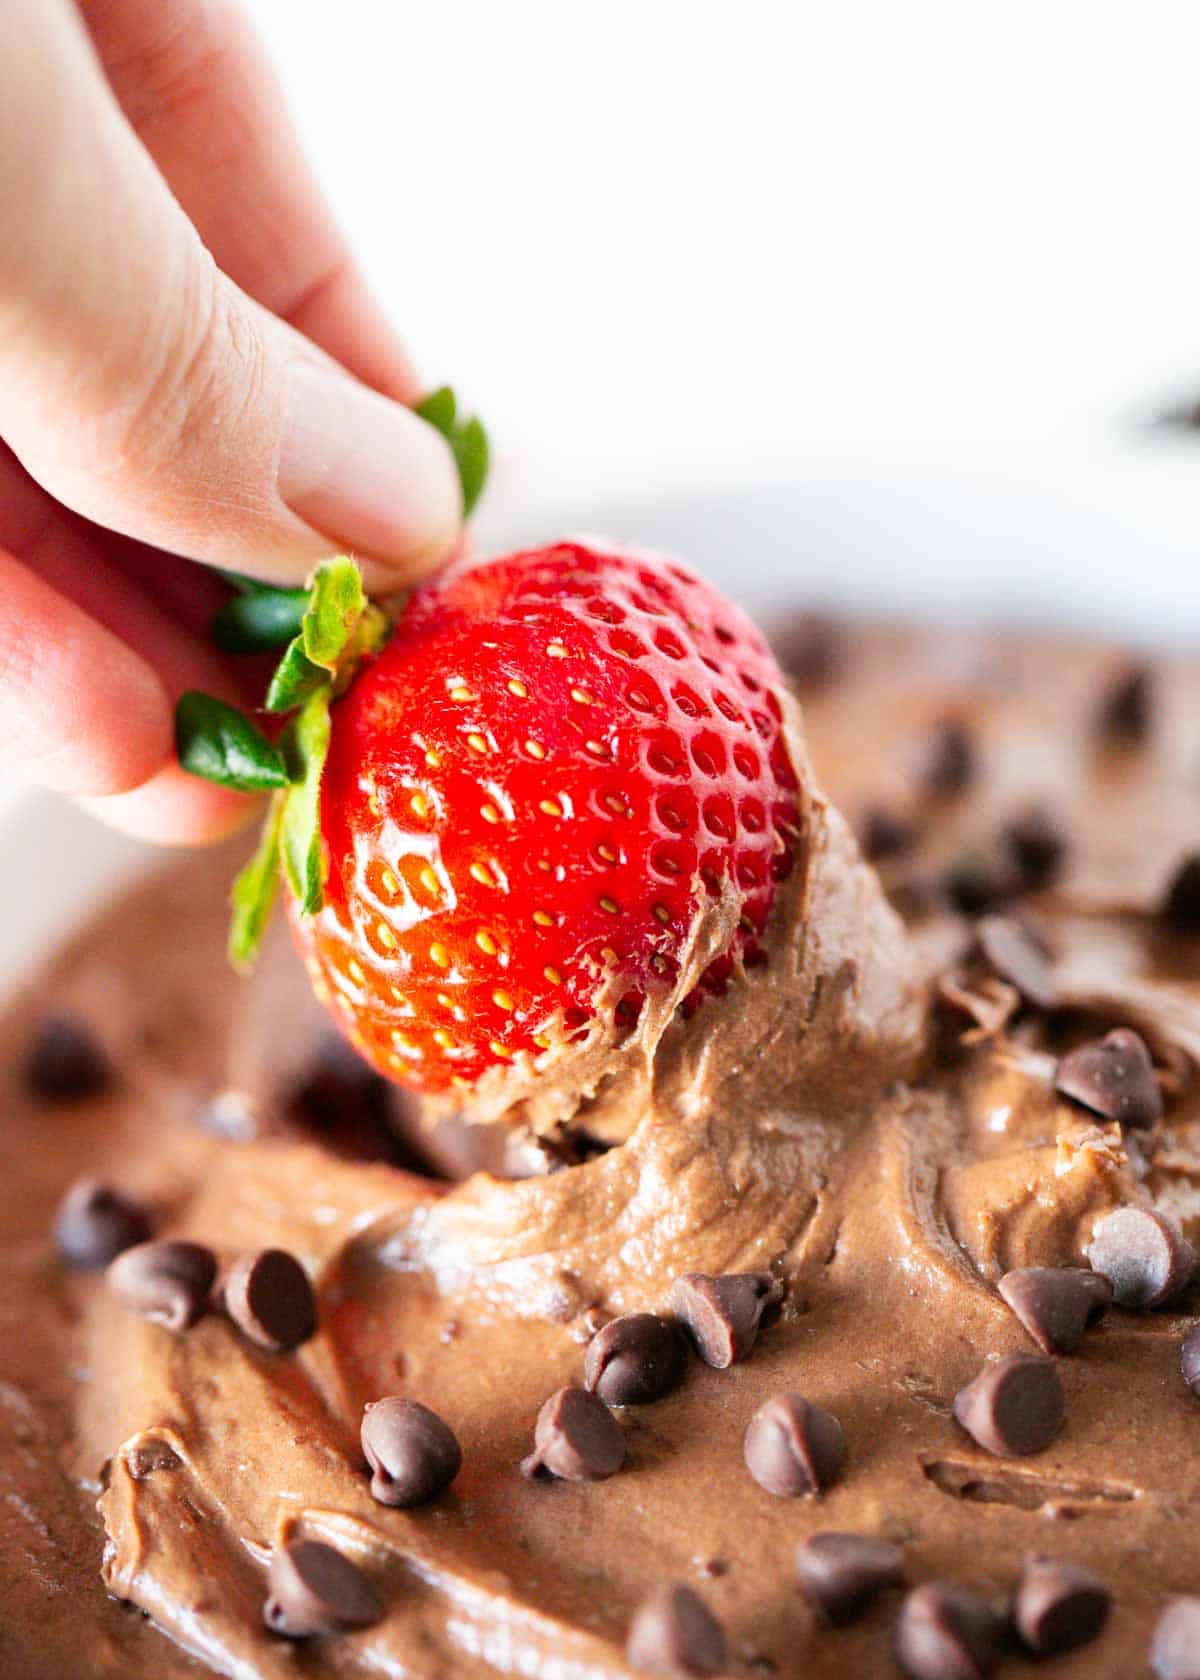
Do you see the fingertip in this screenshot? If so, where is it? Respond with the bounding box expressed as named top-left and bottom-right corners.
top-left (277, 363), bottom-right (464, 588)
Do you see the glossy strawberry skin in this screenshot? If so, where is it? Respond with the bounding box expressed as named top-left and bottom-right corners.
top-left (292, 541), bottom-right (801, 1094)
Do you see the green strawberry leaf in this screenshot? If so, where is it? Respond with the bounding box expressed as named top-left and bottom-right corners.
top-left (279, 688), bottom-right (332, 914)
top-left (212, 587), bottom-right (309, 653)
top-left (416, 386), bottom-right (490, 516)
top-left (174, 692), bottom-right (288, 791)
top-left (415, 386), bottom-right (456, 434)
top-left (265, 639), bottom-right (328, 713)
top-left (228, 792), bottom-right (284, 969)
top-left (302, 556), bottom-right (366, 670)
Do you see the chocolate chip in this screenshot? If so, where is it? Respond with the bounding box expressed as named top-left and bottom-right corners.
top-left (584, 1314), bottom-right (687, 1405)
top-left (1153, 1597), bottom-right (1200, 1679)
top-left (127, 1439), bottom-right (181, 1479)
top-left (106, 1239), bottom-right (216, 1331)
top-left (774, 611), bottom-right (842, 690)
top-left (916, 719), bottom-right (975, 797)
top-left (669, 1271), bottom-right (784, 1368)
top-left (287, 1034), bottom-right (417, 1167)
top-left (1000, 805), bottom-right (1066, 889)
top-left (1086, 1206), bottom-right (1196, 1309)
top-left (894, 1582), bottom-right (1004, 1680)
top-left (795, 1531), bottom-right (904, 1625)
top-left (1097, 662), bottom-right (1153, 740)
top-left (625, 1584), bottom-right (727, 1677)
top-left (860, 804), bottom-right (918, 863)
top-left (24, 1014), bottom-right (112, 1101)
top-left (1164, 853), bottom-right (1200, 935)
top-left (53, 1177), bottom-right (151, 1270)
top-left (1055, 1028), bottom-right (1163, 1131)
top-left (1181, 1323), bottom-right (1200, 1394)
top-left (521, 1386), bottom-right (625, 1482)
top-left (939, 853), bottom-right (1015, 918)
top-left (361, 1396), bottom-right (462, 1507)
top-left (997, 1268), bottom-right (1112, 1355)
top-left (976, 916), bottom-right (1057, 1009)
top-left (742, 1393), bottom-right (845, 1497)
top-left (1012, 1555), bottom-right (1111, 1656)
top-left (952, 1353), bottom-right (1064, 1457)
top-left (224, 1249), bottom-right (316, 1352)
top-left (263, 1538), bottom-right (381, 1638)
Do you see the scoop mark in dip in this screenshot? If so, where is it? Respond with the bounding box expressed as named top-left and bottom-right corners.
top-left (893, 1581), bottom-right (1004, 1680)
top-left (106, 1239), bottom-right (217, 1332)
top-left (263, 1538), bottom-right (381, 1638)
top-left (624, 1583), bottom-right (727, 1677)
top-left (669, 1271), bottom-right (783, 1368)
top-left (795, 1531), bottom-right (904, 1625)
top-left (521, 1386), bottom-right (625, 1482)
top-left (1012, 1555), bottom-right (1111, 1657)
top-left (584, 1313), bottom-right (687, 1405)
top-left (1086, 1206), bottom-right (1196, 1309)
top-left (997, 1267), bottom-right (1112, 1356)
top-left (1055, 1028), bottom-right (1163, 1131)
top-left (952, 1353), bottom-right (1064, 1458)
top-left (53, 1177), bottom-right (151, 1270)
top-left (224, 1248), bottom-right (316, 1352)
top-left (742, 1393), bottom-right (845, 1497)
top-left (24, 1014), bottom-right (112, 1102)
top-left (361, 1396), bottom-right (462, 1507)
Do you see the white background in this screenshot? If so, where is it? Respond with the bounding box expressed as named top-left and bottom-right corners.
top-left (249, 0), bottom-right (1200, 503)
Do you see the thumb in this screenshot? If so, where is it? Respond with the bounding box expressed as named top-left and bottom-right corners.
top-left (0, 0), bottom-right (461, 592)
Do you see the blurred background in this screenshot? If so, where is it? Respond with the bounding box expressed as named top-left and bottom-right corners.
top-left (239, 0), bottom-right (1200, 634)
top-left (3, 0), bottom-right (1200, 985)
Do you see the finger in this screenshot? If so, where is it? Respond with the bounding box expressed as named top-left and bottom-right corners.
top-left (0, 547), bottom-right (169, 799)
top-left (0, 0), bottom-right (461, 592)
top-left (0, 444), bottom-right (247, 714)
top-left (0, 446), bottom-right (258, 843)
top-left (81, 0), bottom-right (421, 401)
top-left (77, 764), bottom-right (258, 847)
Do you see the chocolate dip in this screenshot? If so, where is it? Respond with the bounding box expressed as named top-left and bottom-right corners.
top-left (0, 621), bottom-right (1197, 1678)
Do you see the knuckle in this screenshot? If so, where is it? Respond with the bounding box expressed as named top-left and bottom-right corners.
top-left (113, 251), bottom-right (267, 489)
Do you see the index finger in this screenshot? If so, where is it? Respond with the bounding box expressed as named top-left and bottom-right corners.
top-left (82, 0), bottom-right (421, 403)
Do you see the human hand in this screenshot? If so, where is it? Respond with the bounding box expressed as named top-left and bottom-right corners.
top-left (0, 0), bottom-right (464, 844)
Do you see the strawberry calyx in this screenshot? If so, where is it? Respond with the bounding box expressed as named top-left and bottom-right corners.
top-left (177, 555), bottom-right (383, 966)
top-left (175, 387), bottom-right (488, 969)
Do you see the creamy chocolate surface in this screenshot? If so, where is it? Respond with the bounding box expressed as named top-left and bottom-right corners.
top-left (1, 621), bottom-right (1198, 1679)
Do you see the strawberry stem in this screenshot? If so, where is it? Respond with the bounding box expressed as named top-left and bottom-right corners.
top-left (176, 387), bottom-right (488, 968)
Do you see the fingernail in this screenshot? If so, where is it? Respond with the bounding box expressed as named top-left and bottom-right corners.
top-left (279, 362), bottom-right (462, 576)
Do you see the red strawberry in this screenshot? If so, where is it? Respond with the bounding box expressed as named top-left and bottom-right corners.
top-left (290, 541), bottom-right (801, 1094)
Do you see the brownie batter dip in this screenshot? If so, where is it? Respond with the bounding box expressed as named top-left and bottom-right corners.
top-left (1, 619), bottom-right (1198, 1679)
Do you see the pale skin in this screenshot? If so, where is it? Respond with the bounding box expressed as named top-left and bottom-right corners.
top-left (0, 0), bottom-right (465, 844)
